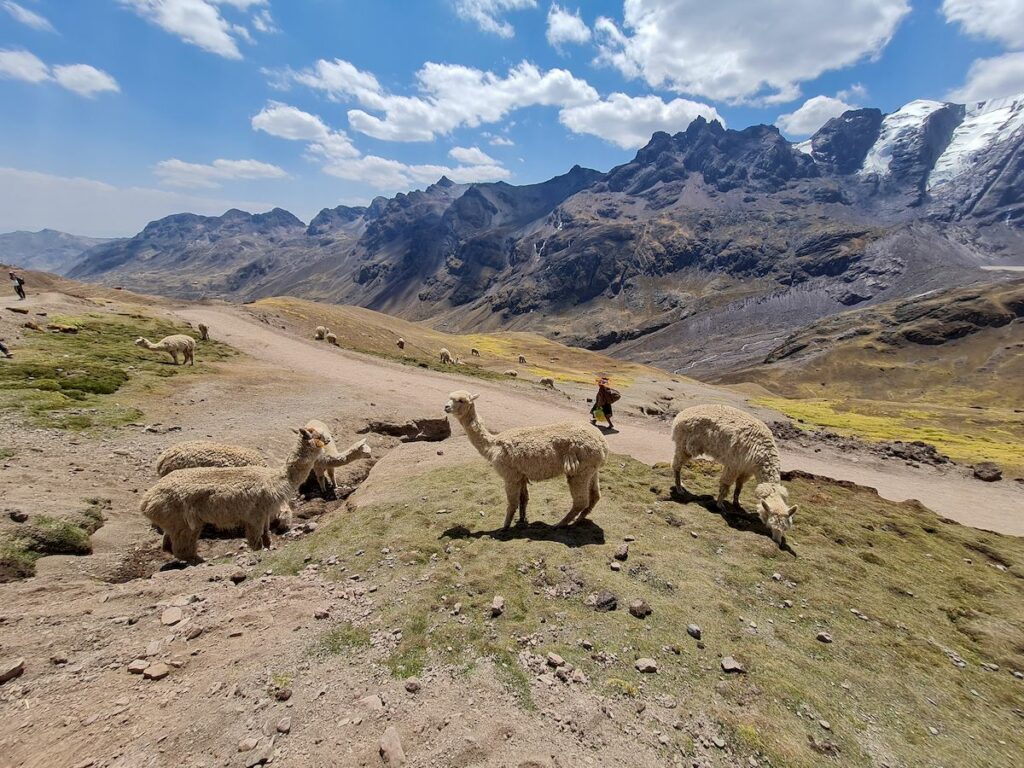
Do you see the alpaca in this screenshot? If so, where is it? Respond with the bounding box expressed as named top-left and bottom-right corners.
top-left (504, 369), bottom-right (518, 377)
top-left (326, 332), bottom-right (338, 346)
top-left (539, 377), bottom-right (555, 389)
top-left (518, 354), bottom-right (527, 364)
top-left (396, 337), bottom-right (406, 350)
top-left (444, 391), bottom-right (608, 529)
top-left (671, 404), bottom-right (796, 544)
top-left (455, 357), bottom-right (464, 365)
top-left (303, 419), bottom-right (373, 493)
top-left (471, 348), bottom-right (480, 357)
top-left (315, 326), bottom-right (327, 340)
top-left (197, 323), bottom-right (209, 341)
top-left (135, 334), bottom-right (195, 366)
top-left (156, 441), bottom-right (264, 477)
top-left (140, 426), bottom-right (330, 562)
top-left (439, 348), bottom-right (454, 365)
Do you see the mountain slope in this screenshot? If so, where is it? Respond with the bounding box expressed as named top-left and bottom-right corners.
top-left (0, 229), bottom-right (116, 274)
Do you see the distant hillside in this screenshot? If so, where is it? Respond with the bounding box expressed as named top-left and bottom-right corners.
top-left (0, 229), bottom-right (117, 274)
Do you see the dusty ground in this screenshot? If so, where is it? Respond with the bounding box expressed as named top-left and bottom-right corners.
top-left (1, 287), bottom-right (1022, 768)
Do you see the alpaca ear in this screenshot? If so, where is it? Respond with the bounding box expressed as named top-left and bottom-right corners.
top-left (470, 393), bottom-right (479, 401)
top-left (298, 427), bottom-right (310, 438)
top-left (788, 505), bottom-right (798, 519)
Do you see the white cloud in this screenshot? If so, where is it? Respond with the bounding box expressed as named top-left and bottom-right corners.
top-left (942, 0), bottom-right (1024, 49)
top-left (0, 49), bottom-right (50, 83)
top-left (546, 4), bottom-right (591, 48)
top-left (947, 51), bottom-right (1024, 102)
top-left (490, 135), bottom-right (515, 146)
top-left (0, 166), bottom-right (275, 238)
top-left (286, 58), bottom-right (598, 142)
top-left (0, 49), bottom-right (120, 97)
top-left (558, 92), bottom-right (723, 148)
top-left (52, 64), bottom-right (121, 97)
top-left (837, 83), bottom-right (868, 102)
top-left (324, 155), bottom-right (510, 189)
top-left (119, 0), bottom-right (272, 59)
top-left (251, 101), bottom-right (360, 159)
top-left (449, 146), bottom-right (498, 165)
top-left (452, 0), bottom-right (536, 38)
top-left (154, 158), bottom-right (287, 188)
top-left (594, 0), bottom-right (910, 104)
top-left (776, 94), bottom-right (855, 137)
top-left (2, 1), bottom-right (56, 32)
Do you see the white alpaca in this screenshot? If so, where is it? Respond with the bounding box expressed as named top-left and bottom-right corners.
top-left (303, 419), bottom-right (373, 493)
top-left (140, 427), bottom-right (329, 562)
top-left (396, 337), bottom-right (406, 350)
top-left (518, 354), bottom-right (527, 364)
top-left (471, 348), bottom-right (480, 357)
top-left (439, 348), bottom-right (454, 365)
top-left (671, 404), bottom-right (796, 544)
top-left (314, 326), bottom-right (327, 340)
top-left (135, 335), bottom-right (195, 366)
top-left (539, 377), bottom-right (555, 389)
top-left (326, 332), bottom-right (338, 346)
top-left (197, 323), bottom-right (209, 341)
top-left (504, 369), bottom-right (518, 377)
top-left (444, 391), bottom-right (608, 529)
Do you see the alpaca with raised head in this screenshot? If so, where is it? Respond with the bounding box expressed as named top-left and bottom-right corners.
top-left (135, 334), bottom-right (195, 365)
top-left (444, 391), bottom-right (608, 529)
top-left (303, 418), bottom-right (372, 493)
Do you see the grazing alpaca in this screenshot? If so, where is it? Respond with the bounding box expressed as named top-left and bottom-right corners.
top-left (539, 377), bottom-right (555, 389)
top-left (444, 391), bottom-right (608, 529)
top-left (197, 323), bottom-right (209, 341)
top-left (471, 348), bottom-right (480, 357)
top-left (326, 332), bottom-right (338, 346)
top-left (439, 348), bottom-right (454, 365)
top-left (140, 427), bottom-right (330, 562)
top-left (671, 404), bottom-right (796, 544)
top-left (315, 326), bottom-right (327, 340)
top-left (396, 337), bottom-right (406, 350)
top-left (135, 334), bottom-right (195, 366)
top-left (504, 369), bottom-right (518, 377)
top-left (303, 419), bottom-right (373, 493)
top-left (518, 354), bottom-right (527, 364)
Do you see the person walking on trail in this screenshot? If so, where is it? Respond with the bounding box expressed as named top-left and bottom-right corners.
top-left (590, 377), bottom-right (621, 430)
top-left (10, 272), bottom-right (26, 300)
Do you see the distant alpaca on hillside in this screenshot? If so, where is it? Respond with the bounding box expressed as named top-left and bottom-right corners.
top-left (518, 354), bottom-right (527, 364)
top-left (197, 323), bottom-right (209, 341)
top-left (445, 390), bottom-right (608, 528)
top-left (471, 348), bottom-right (480, 357)
top-left (135, 335), bottom-right (195, 366)
top-left (315, 326), bottom-right (327, 340)
top-left (396, 337), bottom-right (405, 350)
top-left (439, 348), bottom-right (454, 365)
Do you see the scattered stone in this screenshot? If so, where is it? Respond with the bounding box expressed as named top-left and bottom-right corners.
top-left (244, 738), bottom-right (275, 767)
top-left (981, 662), bottom-right (999, 672)
top-left (973, 462), bottom-right (1002, 482)
top-left (546, 652), bottom-right (566, 668)
top-left (276, 717), bottom-right (292, 734)
top-left (609, 562), bottom-right (621, 572)
top-left (160, 607), bottom-right (183, 626)
top-left (623, 535), bottom-right (636, 542)
top-left (404, 678), bottom-right (421, 693)
top-left (229, 570), bottom-right (247, 584)
top-left (0, 658), bottom-right (26, 685)
top-left (127, 659), bottom-right (149, 675)
top-left (772, 572), bottom-right (782, 581)
top-left (143, 663), bottom-right (170, 680)
top-left (273, 687), bottom-right (292, 702)
top-left (314, 609), bottom-right (329, 620)
top-left (379, 726), bottom-right (406, 765)
top-left (712, 737), bottom-right (726, 749)
top-left (628, 599), bottom-right (652, 619)
top-left (7, 510), bottom-right (27, 523)
top-left (591, 591), bottom-right (617, 612)
top-left (50, 654), bottom-right (68, 665)
top-left (359, 694), bottom-right (384, 713)
top-left (185, 626), bottom-right (203, 641)
top-left (819, 720), bottom-right (831, 731)
top-left (614, 544), bottom-right (629, 561)
top-left (721, 656), bottom-right (745, 674)
top-left (686, 624), bottom-right (702, 640)
top-left (928, 726), bottom-right (939, 736)
top-left (635, 658), bottom-right (658, 673)
top-left (817, 632), bottom-right (833, 644)
top-left (490, 595), bottom-right (506, 617)
top-left (238, 737), bottom-right (259, 752)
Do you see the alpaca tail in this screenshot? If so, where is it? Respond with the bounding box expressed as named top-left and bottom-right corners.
top-left (564, 452), bottom-right (581, 476)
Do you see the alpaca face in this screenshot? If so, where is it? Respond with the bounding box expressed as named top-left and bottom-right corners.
top-left (756, 483), bottom-right (796, 544)
top-left (444, 390), bottom-right (478, 417)
top-left (297, 427), bottom-right (331, 452)
top-left (134, 337), bottom-right (147, 347)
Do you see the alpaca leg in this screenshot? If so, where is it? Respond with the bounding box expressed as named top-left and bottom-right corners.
top-left (672, 446), bottom-right (691, 490)
top-left (187, 348), bottom-right (194, 366)
top-left (717, 472), bottom-right (736, 511)
top-left (326, 465), bottom-right (336, 490)
top-left (517, 483), bottom-right (529, 526)
top-left (556, 474), bottom-right (590, 527)
top-left (502, 479), bottom-right (521, 530)
top-left (733, 474), bottom-right (748, 510)
top-left (171, 525), bottom-right (200, 563)
top-left (314, 466), bottom-right (328, 494)
top-left (162, 532), bottom-right (172, 553)
top-left (245, 517), bottom-right (267, 551)
top-left (575, 472), bottom-right (602, 523)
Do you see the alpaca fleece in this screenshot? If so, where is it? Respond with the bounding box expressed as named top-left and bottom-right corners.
top-left (135, 334), bottom-right (195, 365)
top-left (156, 441), bottom-right (265, 477)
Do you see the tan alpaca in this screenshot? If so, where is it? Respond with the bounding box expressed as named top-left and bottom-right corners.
top-left (134, 334), bottom-right (195, 365)
top-left (197, 323), bottom-right (209, 341)
top-left (303, 419), bottom-right (372, 493)
top-left (470, 347), bottom-right (480, 357)
top-left (444, 391), bottom-right (608, 529)
top-left (671, 404), bottom-right (796, 544)
top-left (314, 326), bottom-right (327, 340)
top-left (439, 348), bottom-right (454, 364)
top-left (140, 427), bottom-right (329, 562)
top-left (396, 337), bottom-right (406, 350)
top-left (518, 354), bottom-right (527, 364)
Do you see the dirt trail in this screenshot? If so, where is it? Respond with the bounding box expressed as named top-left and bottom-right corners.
top-left (184, 307), bottom-right (1024, 536)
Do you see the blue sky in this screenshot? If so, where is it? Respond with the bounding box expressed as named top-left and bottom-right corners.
top-left (1, 0), bottom-right (1022, 237)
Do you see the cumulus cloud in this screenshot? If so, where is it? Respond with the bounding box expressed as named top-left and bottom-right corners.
top-left (154, 158), bottom-right (287, 188)
top-left (594, 0), bottom-right (910, 104)
top-left (119, 0), bottom-right (273, 59)
top-left (559, 92), bottom-right (723, 148)
top-left (489, 135), bottom-right (515, 146)
top-left (0, 166), bottom-right (275, 238)
top-left (942, 0), bottom-right (1024, 49)
top-left (251, 101), bottom-right (360, 159)
top-left (947, 51), bottom-right (1024, 102)
top-left (449, 146), bottom-right (498, 165)
top-left (283, 58), bottom-right (598, 142)
top-left (546, 4), bottom-right (591, 48)
top-left (452, 0), bottom-right (537, 37)
top-left (2, 1), bottom-right (56, 32)
top-left (323, 155), bottom-right (510, 189)
top-left (776, 94), bottom-right (856, 137)
top-left (0, 49), bottom-right (119, 97)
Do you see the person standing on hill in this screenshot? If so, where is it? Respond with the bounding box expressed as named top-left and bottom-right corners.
top-left (9, 271), bottom-right (26, 300)
top-left (590, 377), bottom-right (620, 430)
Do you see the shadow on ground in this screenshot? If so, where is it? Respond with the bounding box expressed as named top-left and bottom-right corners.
top-left (440, 519), bottom-right (605, 547)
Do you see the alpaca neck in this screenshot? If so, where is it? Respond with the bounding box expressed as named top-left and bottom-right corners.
top-left (755, 455), bottom-right (782, 486)
top-left (142, 339), bottom-right (159, 350)
top-left (458, 407), bottom-right (496, 458)
top-left (283, 442), bottom-right (318, 489)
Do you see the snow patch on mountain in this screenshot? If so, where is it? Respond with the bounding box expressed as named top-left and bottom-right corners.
top-left (794, 139), bottom-right (813, 156)
top-left (928, 94), bottom-right (1024, 189)
top-left (859, 100), bottom-right (948, 177)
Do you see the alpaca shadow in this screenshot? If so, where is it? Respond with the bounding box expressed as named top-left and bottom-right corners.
top-left (669, 486), bottom-right (796, 555)
top-left (441, 519), bottom-right (605, 548)
top-left (598, 426), bottom-right (619, 434)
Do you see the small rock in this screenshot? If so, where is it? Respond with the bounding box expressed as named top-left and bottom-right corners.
top-left (7, 510), bottom-right (27, 523)
top-left (50, 654), bottom-right (68, 665)
top-left (623, 535), bottom-right (636, 542)
top-left (273, 687), bottom-right (292, 702)
top-left (185, 626), bottom-right (203, 641)
top-left (772, 572), bottom-right (782, 581)
top-left (143, 662), bottom-right (170, 680)
top-left (613, 544), bottom-right (629, 561)
top-left (817, 632), bottom-right (833, 644)
top-left (379, 726), bottom-right (406, 766)
top-left (609, 561), bottom-right (621, 572)
top-left (973, 462), bottom-right (1002, 482)
top-left (404, 678), bottom-right (421, 693)
top-left (628, 599), bottom-right (652, 619)
top-left (819, 720), bottom-right (831, 731)
top-left (0, 658), bottom-right (25, 685)
top-left (314, 609), bottom-right (329, 620)
top-left (490, 595), bottom-right (506, 617)
top-left (276, 716), bottom-right (292, 734)
top-left (635, 658), bottom-right (658, 673)
top-left (238, 737), bottom-right (259, 752)
top-left (229, 570), bottom-right (247, 584)
top-left (546, 652), bottom-right (565, 668)
top-left (928, 726), bottom-right (939, 736)
top-left (721, 656), bottom-right (745, 674)
top-left (686, 624), bottom-right (702, 640)
top-left (591, 591), bottom-right (617, 612)
top-left (127, 659), bottom-right (149, 675)
top-left (160, 607), bottom-right (183, 626)
top-left (712, 737), bottom-right (726, 749)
